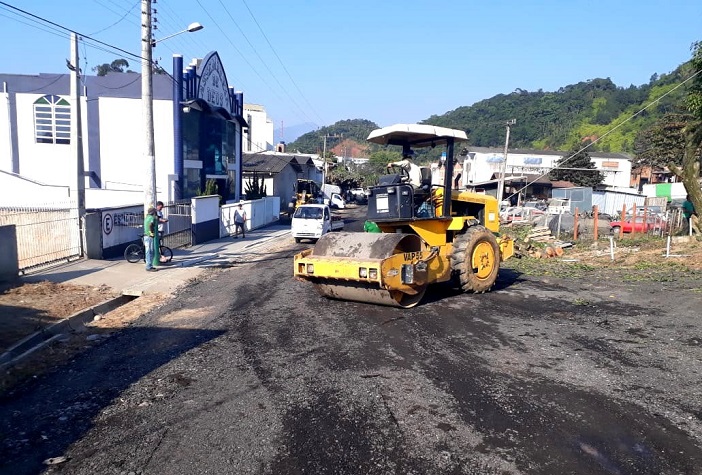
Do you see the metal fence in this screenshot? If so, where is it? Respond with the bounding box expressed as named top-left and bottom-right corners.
top-left (0, 202), bottom-right (82, 273)
top-left (161, 200), bottom-right (192, 249)
top-left (112, 201), bottom-right (193, 249)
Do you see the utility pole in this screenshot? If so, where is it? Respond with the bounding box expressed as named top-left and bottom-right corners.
top-left (142, 0), bottom-right (156, 212)
top-left (496, 119), bottom-right (516, 204)
top-left (69, 33), bottom-right (86, 256)
top-left (141, 0), bottom-right (159, 266)
top-left (321, 134), bottom-right (341, 186)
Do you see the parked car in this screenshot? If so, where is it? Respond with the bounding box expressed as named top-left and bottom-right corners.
top-left (523, 201), bottom-right (546, 215)
top-left (624, 205), bottom-right (665, 218)
top-left (349, 187), bottom-right (368, 204)
top-left (546, 198), bottom-right (571, 215)
top-left (610, 215), bottom-right (667, 234)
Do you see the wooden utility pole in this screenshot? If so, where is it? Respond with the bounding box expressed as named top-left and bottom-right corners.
top-left (496, 119), bottom-right (516, 204)
top-left (141, 0), bottom-right (160, 266)
top-left (70, 32), bottom-right (86, 256)
top-left (142, 0), bottom-right (156, 214)
top-left (321, 134), bottom-right (341, 185)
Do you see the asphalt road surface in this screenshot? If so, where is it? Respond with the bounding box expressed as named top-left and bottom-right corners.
top-left (1, 206), bottom-right (701, 474)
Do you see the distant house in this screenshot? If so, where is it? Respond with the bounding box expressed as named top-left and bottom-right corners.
top-left (461, 147), bottom-right (632, 189)
top-left (457, 147), bottom-right (633, 201)
top-left (630, 165), bottom-right (678, 191)
top-left (242, 152), bottom-right (318, 200)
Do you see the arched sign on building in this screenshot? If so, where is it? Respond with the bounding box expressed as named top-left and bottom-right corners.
top-left (196, 51), bottom-right (231, 113)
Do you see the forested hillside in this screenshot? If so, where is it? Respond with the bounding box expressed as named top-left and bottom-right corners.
top-left (287, 119), bottom-right (379, 156)
top-left (287, 61), bottom-right (695, 162)
top-left (423, 68), bottom-right (688, 154)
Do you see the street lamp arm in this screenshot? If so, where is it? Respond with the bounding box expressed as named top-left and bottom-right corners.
top-left (152, 22), bottom-right (204, 46)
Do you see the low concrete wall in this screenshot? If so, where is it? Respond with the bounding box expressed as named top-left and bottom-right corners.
top-left (95, 204), bottom-right (144, 259)
top-left (220, 196), bottom-right (280, 238)
top-left (84, 212), bottom-right (103, 259)
top-left (81, 195), bottom-right (282, 260)
top-left (192, 195), bottom-right (221, 245)
top-left (0, 225), bottom-right (19, 281)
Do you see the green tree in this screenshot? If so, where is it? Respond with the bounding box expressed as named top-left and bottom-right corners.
top-left (93, 59), bottom-right (132, 76)
top-left (203, 178), bottom-right (218, 195)
top-left (244, 172), bottom-right (267, 199)
top-left (670, 40), bottom-right (702, 213)
top-left (361, 150), bottom-right (402, 186)
top-left (549, 147), bottom-right (604, 187)
top-left (93, 58), bottom-right (165, 76)
top-left (634, 112), bottom-right (692, 167)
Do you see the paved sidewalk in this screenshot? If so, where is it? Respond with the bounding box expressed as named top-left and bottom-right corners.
top-left (0, 223), bottom-right (292, 369)
top-left (23, 223), bottom-right (292, 296)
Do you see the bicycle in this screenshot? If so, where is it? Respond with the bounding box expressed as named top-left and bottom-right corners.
top-left (124, 235), bottom-right (173, 263)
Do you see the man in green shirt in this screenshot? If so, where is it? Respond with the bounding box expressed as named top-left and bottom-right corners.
top-left (682, 194), bottom-right (699, 235)
top-left (143, 207), bottom-right (158, 271)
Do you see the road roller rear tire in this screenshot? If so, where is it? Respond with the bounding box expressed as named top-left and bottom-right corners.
top-left (450, 225), bottom-right (500, 293)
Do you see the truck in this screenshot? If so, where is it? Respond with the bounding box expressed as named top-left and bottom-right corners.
top-left (320, 184), bottom-right (346, 209)
top-left (293, 123), bottom-right (514, 308)
top-left (290, 204), bottom-right (344, 243)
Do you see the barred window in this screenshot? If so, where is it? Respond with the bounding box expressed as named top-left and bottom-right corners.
top-left (34, 95), bottom-right (71, 144)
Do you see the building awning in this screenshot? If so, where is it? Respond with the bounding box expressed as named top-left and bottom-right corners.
top-left (233, 114), bottom-right (248, 128)
top-left (181, 99), bottom-right (248, 127)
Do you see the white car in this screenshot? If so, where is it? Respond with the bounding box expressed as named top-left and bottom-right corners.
top-left (546, 198), bottom-right (571, 215)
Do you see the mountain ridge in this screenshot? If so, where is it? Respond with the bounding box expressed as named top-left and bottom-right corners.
top-left (286, 60), bottom-right (693, 163)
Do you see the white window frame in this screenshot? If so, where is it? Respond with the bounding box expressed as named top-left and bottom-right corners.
top-left (33, 95), bottom-right (71, 144)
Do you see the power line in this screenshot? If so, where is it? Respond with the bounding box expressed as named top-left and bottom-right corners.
top-left (240, 0), bottom-right (325, 126)
top-left (86, 0), bottom-right (139, 35)
top-left (505, 67), bottom-right (702, 201)
top-left (0, 8), bottom-right (68, 41)
top-left (0, 1), bottom-right (184, 89)
top-left (0, 1), bottom-right (145, 63)
top-left (215, 0), bottom-right (321, 128)
top-left (191, 0), bottom-right (315, 128)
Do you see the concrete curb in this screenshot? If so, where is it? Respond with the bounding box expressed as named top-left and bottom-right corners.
top-left (0, 294), bottom-right (134, 370)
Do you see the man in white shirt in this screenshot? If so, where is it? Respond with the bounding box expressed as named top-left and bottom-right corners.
top-left (233, 203), bottom-right (247, 238)
top-left (156, 201), bottom-right (168, 236)
top-left (387, 151), bottom-right (422, 188)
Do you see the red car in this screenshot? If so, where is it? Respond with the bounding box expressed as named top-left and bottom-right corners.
top-left (610, 215), bottom-right (667, 234)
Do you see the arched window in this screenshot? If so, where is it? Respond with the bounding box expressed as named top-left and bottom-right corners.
top-left (34, 95), bottom-right (71, 144)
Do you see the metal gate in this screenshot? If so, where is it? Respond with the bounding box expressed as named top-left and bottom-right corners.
top-left (161, 200), bottom-right (192, 248)
top-left (0, 202), bottom-right (82, 273)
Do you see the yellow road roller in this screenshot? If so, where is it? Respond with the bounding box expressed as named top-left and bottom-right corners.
top-left (293, 124), bottom-right (514, 307)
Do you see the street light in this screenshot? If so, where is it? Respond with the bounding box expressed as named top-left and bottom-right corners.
top-left (151, 22), bottom-right (204, 46)
top-left (141, 0), bottom-right (202, 267)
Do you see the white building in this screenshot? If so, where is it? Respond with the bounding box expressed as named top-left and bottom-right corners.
top-left (462, 147), bottom-right (633, 190)
top-left (0, 51), bottom-right (271, 206)
top-left (242, 103), bottom-right (274, 153)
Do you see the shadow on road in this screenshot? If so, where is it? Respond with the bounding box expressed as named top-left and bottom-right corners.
top-left (0, 325), bottom-right (225, 475)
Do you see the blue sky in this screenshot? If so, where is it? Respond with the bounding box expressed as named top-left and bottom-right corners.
top-left (1, 0), bottom-right (700, 133)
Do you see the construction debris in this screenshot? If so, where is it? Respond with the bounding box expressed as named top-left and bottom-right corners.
top-left (524, 226), bottom-right (553, 243)
top-left (514, 226), bottom-right (571, 259)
